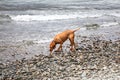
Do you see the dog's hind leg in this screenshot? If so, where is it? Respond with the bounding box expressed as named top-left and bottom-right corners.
top-left (69, 33), bottom-right (75, 51)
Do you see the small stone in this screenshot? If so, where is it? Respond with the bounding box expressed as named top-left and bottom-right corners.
top-left (42, 71), bottom-right (50, 77)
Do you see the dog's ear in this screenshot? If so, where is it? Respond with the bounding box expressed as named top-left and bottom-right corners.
top-left (52, 41), bottom-right (55, 46)
top-left (50, 41), bottom-right (56, 52)
top-left (50, 41), bottom-right (56, 48)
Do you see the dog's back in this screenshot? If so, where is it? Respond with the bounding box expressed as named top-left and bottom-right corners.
top-left (54, 28), bottom-right (80, 42)
top-left (54, 30), bottom-right (73, 43)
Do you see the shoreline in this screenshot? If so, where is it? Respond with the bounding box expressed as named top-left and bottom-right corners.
top-left (0, 36), bottom-right (120, 80)
top-left (0, 35), bottom-right (120, 63)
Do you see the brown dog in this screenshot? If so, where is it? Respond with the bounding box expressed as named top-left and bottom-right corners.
top-left (49, 28), bottom-right (80, 55)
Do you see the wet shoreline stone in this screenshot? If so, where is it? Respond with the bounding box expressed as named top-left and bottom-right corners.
top-left (0, 36), bottom-right (120, 80)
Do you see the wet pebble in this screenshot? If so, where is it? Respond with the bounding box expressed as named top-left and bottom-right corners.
top-left (1, 37), bottom-right (120, 80)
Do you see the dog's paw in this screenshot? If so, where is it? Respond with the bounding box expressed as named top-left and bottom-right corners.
top-left (48, 54), bottom-right (53, 58)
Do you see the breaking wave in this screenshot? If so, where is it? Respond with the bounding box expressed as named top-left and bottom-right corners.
top-left (10, 14), bottom-right (102, 21)
top-left (1, 12), bottom-right (120, 22)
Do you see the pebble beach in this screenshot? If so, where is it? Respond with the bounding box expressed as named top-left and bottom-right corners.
top-left (0, 36), bottom-right (120, 80)
top-left (0, 0), bottom-right (120, 80)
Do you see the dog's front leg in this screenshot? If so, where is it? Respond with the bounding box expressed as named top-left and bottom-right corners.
top-left (55, 43), bottom-right (63, 52)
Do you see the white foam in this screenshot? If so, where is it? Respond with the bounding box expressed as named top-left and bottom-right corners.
top-left (102, 0), bottom-right (120, 4)
top-left (80, 27), bottom-right (87, 31)
top-left (11, 14), bottom-right (102, 21)
top-left (34, 39), bottom-right (52, 44)
top-left (101, 22), bottom-right (118, 27)
top-left (110, 13), bottom-right (120, 17)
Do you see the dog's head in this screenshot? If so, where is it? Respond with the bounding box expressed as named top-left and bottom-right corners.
top-left (49, 40), bottom-right (56, 52)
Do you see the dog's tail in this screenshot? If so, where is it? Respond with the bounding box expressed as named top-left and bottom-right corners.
top-left (73, 28), bottom-right (80, 32)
